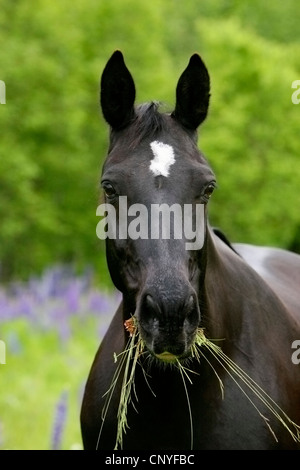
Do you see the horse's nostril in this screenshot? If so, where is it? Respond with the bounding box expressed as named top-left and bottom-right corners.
top-left (139, 293), bottom-right (160, 334)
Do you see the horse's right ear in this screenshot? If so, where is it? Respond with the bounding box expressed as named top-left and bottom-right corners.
top-left (100, 51), bottom-right (136, 129)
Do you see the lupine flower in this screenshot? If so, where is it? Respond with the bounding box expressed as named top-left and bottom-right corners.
top-left (0, 264), bottom-right (121, 449)
top-left (50, 391), bottom-right (69, 450)
top-left (0, 265), bottom-right (120, 340)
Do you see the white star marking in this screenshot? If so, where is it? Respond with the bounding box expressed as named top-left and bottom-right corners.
top-left (149, 141), bottom-right (175, 177)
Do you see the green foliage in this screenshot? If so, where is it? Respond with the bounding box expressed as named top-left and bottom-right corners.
top-left (0, 0), bottom-right (299, 283)
top-left (195, 18), bottom-right (300, 247)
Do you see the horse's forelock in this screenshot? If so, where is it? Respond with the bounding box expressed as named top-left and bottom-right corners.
top-left (126, 101), bottom-right (168, 148)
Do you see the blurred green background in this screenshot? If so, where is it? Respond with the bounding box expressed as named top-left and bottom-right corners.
top-left (0, 0), bottom-right (300, 450)
top-left (1, 0), bottom-right (300, 286)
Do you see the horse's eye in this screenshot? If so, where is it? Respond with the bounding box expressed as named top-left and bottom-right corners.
top-left (203, 183), bottom-right (216, 201)
top-left (102, 182), bottom-right (116, 198)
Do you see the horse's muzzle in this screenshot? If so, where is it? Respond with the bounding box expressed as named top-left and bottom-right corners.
top-left (136, 288), bottom-right (200, 362)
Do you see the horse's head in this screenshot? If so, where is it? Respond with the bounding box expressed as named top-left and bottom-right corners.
top-left (99, 51), bottom-right (216, 362)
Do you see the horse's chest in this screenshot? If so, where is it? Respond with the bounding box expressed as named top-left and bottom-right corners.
top-left (120, 372), bottom-right (282, 450)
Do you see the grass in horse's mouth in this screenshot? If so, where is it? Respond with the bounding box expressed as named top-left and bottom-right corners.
top-left (97, 316), bottom-right (300, 450)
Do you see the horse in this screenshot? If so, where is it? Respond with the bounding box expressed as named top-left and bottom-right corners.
top-left (80, 50), bottom-right (300, 450)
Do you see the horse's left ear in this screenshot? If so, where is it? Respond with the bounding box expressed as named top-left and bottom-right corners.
top-left (100, 50), bottom-right (136, 130)
top-left (173, 54), bottom-right (210, 130)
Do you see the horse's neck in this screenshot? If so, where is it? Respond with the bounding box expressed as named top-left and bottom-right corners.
top-left (202, 230), bottom-right (293, 348)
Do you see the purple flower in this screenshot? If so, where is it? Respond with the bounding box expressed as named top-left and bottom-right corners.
top-left (88, 291), bottom-right (110, 313)
top-left (65, 282), bottom-right (80, 313)
top-left (0, 264), bottom-right (120, 345)
top-left (50, 391), bottom-right (68, 450)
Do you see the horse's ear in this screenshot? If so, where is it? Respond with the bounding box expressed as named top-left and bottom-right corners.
top-left (173, 54), bottom-right (210, 130)
top-left (100, 50), bottom-right (136, 129)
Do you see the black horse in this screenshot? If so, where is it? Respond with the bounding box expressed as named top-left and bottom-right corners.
top-left (81, 51), bottom-right (300, 450)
